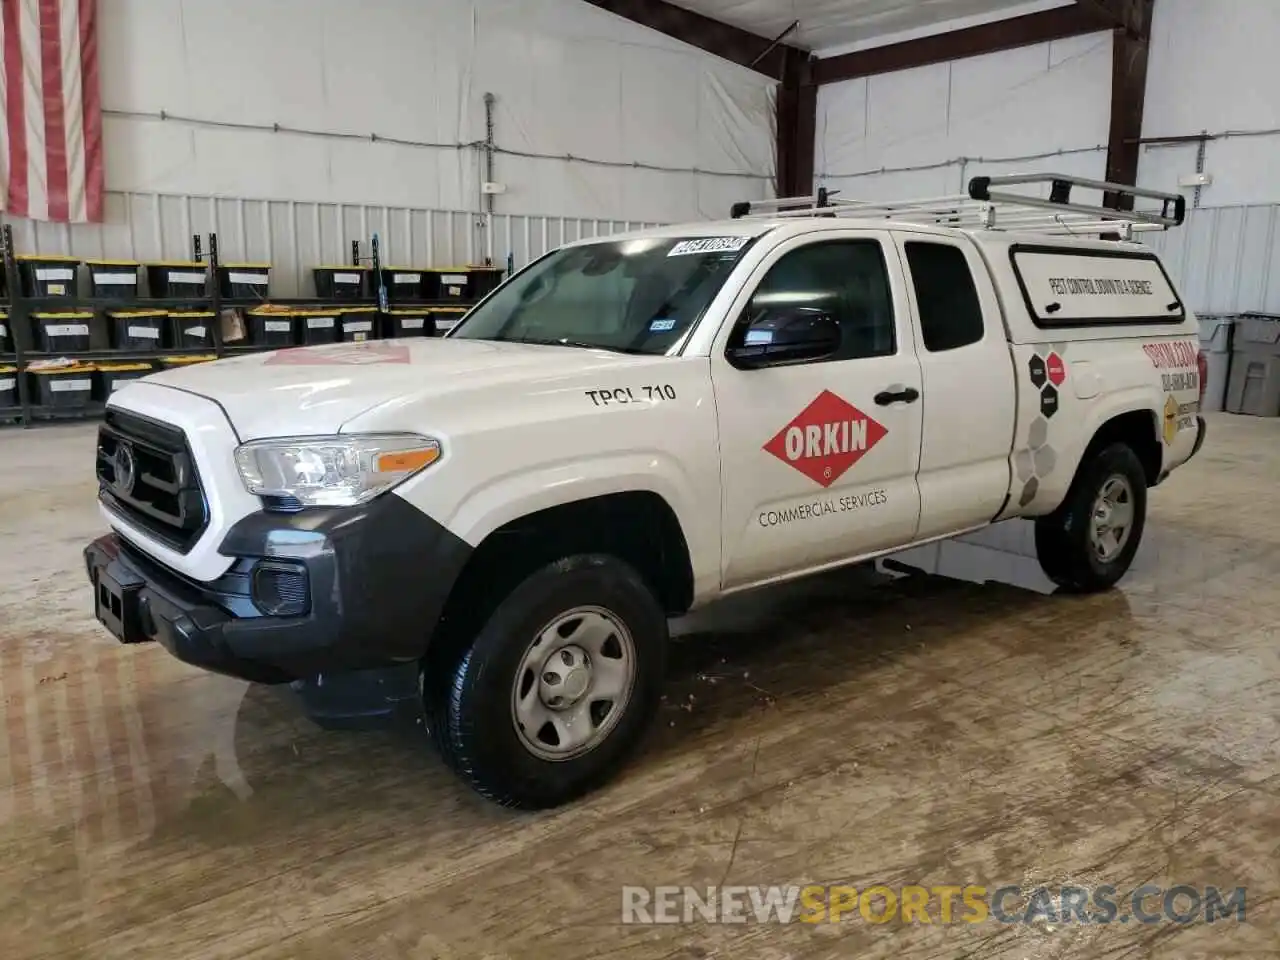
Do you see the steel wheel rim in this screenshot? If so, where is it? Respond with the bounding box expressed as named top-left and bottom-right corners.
top-left (510, 605), bottom-right (637, 762)
top-left (1089, 474), bottom-right (1135, 563)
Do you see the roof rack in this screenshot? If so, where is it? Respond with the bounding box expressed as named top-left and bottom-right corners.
top-left (729, 173), bottom-right (1187, 239)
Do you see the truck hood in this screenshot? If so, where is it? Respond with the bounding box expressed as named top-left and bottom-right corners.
top-left (139, 338), bottom-right (658, 439)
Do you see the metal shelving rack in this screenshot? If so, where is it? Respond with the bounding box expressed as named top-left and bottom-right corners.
top-left (0, 227), bottom-right (483, 428)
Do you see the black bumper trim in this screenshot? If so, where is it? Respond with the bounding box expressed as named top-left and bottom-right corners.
top-left (85, 494), bottom-right (473, 684)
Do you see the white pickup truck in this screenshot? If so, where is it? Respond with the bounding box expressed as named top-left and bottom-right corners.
top-left (85, 174), bottom-right (1207, 808)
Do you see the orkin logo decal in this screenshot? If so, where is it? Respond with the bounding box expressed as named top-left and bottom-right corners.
top-left (763, 390), bottom-right (888, 488)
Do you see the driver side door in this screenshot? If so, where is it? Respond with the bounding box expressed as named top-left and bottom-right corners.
top-left (710, 232), bottom-right (924, 590)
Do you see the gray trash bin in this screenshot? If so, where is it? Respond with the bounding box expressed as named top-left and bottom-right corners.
top-left (1197, 315), bottom-right (1235, 414)
top-left (1225, 313), bottom-right (1280, 417)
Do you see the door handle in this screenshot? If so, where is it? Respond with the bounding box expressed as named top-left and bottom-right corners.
top-left (874, 387), bottom-right (920, 406)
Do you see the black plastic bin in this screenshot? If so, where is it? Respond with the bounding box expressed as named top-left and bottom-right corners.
top-left (170, 310), bottom-right (217, 349)
top-left (468, 266), bottom-right (504, 301)
top-left (0, 365), bottom-right (17, 408)
top-left (296, 309), bottom-right (341, 345)
top-left (1225, 314), bottom-right (1280, 417)
top-left (432, 306), bottom-right (468, 335)
top-left (313, 265), bottom-right (369, 300)
top-left (0, 310), bottom-right (10, 353)
top-left (159, 354), bottom-right (216, 375)
top-left (147, 262), bottom-right (208, 298)
top-left (96, 361), bottom-right (153, 398)
top-left (87, 259), bottom-right (141, 299)
top-left (18, 255), bottom-right (80, 297)
top-left (30, 363), bottom-right (95, 409)
top-left (377, 267), bottom-right (424, 302)
top-left (339, 307), bottom-right (377, 342)
top-left (219, 263), bottom-right (271, 299)
top-left (424, 268), bottom-right (472, 302)
top-left (108, 309), bottom-right (167, 350)
top-left (247, 307), bottom-right (297, 347)
top-left (33, 312), bottom-right (94, 353)
top-left (384, 308), bottom-right (433, 338)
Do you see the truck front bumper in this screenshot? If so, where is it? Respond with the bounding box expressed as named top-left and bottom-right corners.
top-left (84, 494), bottom-right (472, 686)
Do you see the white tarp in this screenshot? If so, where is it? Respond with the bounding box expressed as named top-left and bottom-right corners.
top-left (814, 32), bottom-right (1112, 203)
top-left (94, 0), bottom-right (775, 225)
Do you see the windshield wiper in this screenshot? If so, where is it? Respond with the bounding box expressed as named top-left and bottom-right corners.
top-left (517, 337), bottom-right (644, 354)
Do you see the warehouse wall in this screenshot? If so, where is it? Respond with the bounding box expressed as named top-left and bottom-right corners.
top-left (812, 0), bottom-right (1280, 314)
top-left (1139, 0), bottom-right (1280, 208)
top-left (1137, 0), bottom-right (1280, 313)
top-left (2, 0), bottom-right (776, 280)
top-left (98, 0), bottom-right (774, 224)
top-left (1143, 205), bottom-right (1280, 315)
top-left (814, 31), bottom-right (1113, 203)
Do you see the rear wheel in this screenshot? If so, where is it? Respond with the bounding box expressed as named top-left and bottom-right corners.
top-left (425, 554), bottom-right (667, 809)
top-left (1034, 442), bottom-right (1147, 593)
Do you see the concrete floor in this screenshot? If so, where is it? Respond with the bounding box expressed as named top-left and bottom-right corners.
top-left (0, 414), bottom-right (1277, 959)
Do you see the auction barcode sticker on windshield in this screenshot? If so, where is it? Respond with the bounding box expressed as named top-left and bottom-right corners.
top-left (668, 237), bottom-right (752, 257)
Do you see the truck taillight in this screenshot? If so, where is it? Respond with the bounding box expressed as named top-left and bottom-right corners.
top-left (1197, 349), bottom-right (1208, 403)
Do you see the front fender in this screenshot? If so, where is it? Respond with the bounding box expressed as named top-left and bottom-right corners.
top-left (398, 450), bottom-right (721, 603)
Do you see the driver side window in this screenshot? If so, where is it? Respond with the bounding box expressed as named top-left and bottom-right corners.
top-left (731, 239), bottom-right (897, 362)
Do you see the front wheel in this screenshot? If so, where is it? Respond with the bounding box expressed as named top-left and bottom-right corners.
top-left (428, 554), bottom-right (668, 809)
top-left (1034, 442), bottom-right (1148, 593)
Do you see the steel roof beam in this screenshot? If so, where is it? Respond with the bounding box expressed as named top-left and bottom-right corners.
top-left (578, 0), bottom-right (806, 81)
top-left (810, 2), bottom-right (1120, 87)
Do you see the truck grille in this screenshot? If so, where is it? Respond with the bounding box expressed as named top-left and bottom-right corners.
top-left (96, 409), bottom-right (209, 553)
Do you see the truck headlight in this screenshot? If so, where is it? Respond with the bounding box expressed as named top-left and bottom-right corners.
top-left (233, 435), bottom-right (441, 507)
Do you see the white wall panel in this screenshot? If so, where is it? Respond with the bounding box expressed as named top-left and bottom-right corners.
top-left (1143, 205), bottom-right (1280, 316)
top-left (94, 0), bottom-right (774, 226)
top-left (2, 191), bottom-right (662, 298)
top-left (815, 32), bottom-right (1112, 202)
top-left (1141, 0), bottom-right (1280, 207)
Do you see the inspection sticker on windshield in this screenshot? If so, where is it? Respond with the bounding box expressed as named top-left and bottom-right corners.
top-left (667, 237), bottom-right (751, 257)
top-left (649, 318), bottom-right (677, 332)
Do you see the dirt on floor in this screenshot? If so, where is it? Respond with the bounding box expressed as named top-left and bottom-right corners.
top-left (0, 414), bottom-right (1277, 959)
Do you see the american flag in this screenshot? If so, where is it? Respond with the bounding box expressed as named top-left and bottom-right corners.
top-left (0, 0), bottom-right (102, 223)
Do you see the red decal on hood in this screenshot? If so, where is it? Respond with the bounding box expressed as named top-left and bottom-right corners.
top-left (263, 343), bottom-right (412, 365)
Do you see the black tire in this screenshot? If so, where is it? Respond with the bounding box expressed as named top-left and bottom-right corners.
top-left (427, 553), bottom-right (668, 809)
top-left (1034, 442), bottom-right (1148, 593)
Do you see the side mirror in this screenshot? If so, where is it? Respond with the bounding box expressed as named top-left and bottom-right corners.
top-left (727, 306), bottom-right (841, 368)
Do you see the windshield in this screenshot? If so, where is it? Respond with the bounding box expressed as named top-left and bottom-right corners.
top-left (449, 235), bottom-right (757, 354)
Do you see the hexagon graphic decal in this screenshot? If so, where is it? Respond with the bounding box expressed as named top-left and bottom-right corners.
top-left (1046, 352), bottom-right (1067, 386)
top-left (1028, 417), bottom-right (1049, 450)
top-left (1040, 385), bottom-right (1060, 419)
top-left (1015, 449), bottom-right (1034, 481)
top-left (1033, 445), bottom-right (1057, 476)
top-left (1028, 355), bottom-right (1047, 389)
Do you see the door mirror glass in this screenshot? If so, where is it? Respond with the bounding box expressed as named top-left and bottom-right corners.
top-left (727, 306), bottom-right (842, 368)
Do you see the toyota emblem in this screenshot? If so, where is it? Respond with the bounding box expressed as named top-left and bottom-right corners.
top-left (113, 442), bottom-right (137, 495)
